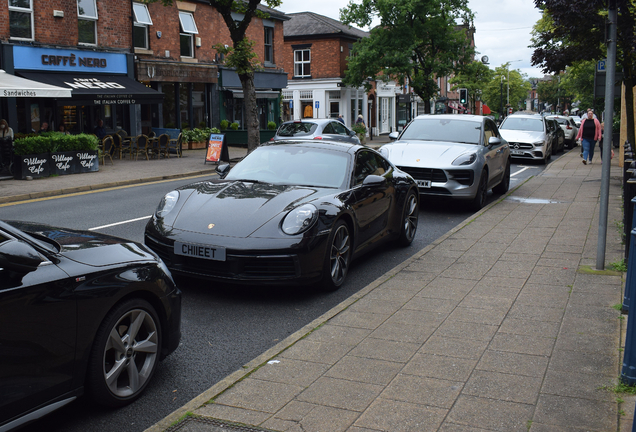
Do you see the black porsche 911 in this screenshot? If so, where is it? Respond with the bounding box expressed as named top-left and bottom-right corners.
top-left (0, 220), bottom-right (181, 432)
top-left (144, 140), bottom-right (419, 291)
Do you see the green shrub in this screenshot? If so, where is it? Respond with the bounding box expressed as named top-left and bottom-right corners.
top-left (267, 121), bottom-right (277, 130)
top-left (220, 119), bottom-right (229, 130)
top-left (352, 124), bottom-right (366, 135)
top-left (230, 122), bottom-right (239, 130)
top-left (13, 132), bottom-right (98, 155)
top-left (182, 127), bottom-right (222, 143)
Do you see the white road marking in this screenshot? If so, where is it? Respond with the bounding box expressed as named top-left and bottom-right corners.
top-left (89, 215), bottom-right (151, 231)
top-left (511, 166), bottom-right (531, 177)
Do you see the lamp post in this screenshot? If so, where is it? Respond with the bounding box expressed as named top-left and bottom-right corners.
top-left (506, 60), bottom-right (523, 107)
top-left (499, 75), bottom-right (504, 119)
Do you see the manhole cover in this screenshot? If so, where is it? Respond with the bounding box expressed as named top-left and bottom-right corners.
top-left (167, 416), bottom-right (276, 432)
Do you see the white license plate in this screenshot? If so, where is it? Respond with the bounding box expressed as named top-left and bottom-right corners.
top-left (174, 242), bottom-right (226, 261)
top-left (511, 149), bottom-right (524, 155)
top-left (416, 180), bottom-right (432, 188)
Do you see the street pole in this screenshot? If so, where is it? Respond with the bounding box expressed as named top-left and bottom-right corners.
top-left (507, 60), bottom-right (523, 110)
top-left (597, 0), bottom-right (616, 270)
top-left (500, 76), bottom-right (503, 119)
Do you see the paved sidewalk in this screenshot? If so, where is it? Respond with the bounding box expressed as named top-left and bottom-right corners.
top-left (146, 148), bottom-right (632, 432)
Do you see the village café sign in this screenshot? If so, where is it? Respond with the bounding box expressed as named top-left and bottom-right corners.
top-left (12, 46), bottom-right (128, 74)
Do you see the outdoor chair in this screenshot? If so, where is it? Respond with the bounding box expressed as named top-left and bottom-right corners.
top-left (131, 134), bottom-right (150, 161)
top-left (157, 133), bottom-right (170, 159)
top-left (99, 135), bottom-right (114, 165)
top-left (168, 133), bottom-right (183, 158)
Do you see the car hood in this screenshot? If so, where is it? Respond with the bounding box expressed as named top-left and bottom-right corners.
top-left (173, 180), bottom-right (333, 237)
top-left (382, 140), bottom-right (477, 167)
top-left (499, 129), bottom-right (545, 143)
top-left (6, 221), bottom-right (156, 267)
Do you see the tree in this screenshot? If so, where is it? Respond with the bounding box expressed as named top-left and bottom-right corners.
top-left (531, 0), bottom-right (636, 150)
top-left (449, 60), bottom-right (493, 113)
top-left (158, 0), bottom-right (281, 152)
top-left (339, 0), bottom-right (475, 113)
top-left (481, 65), bottom-right (531, 116)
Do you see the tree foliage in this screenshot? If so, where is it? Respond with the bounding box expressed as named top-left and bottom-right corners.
top-left (449, 61), bottom-right (493, 113)
top-left (480, 65), bottom-right (531, 116)
top-left (531, 0), bottom-right (636, 149)
top-left (157, 0), bottom-right (282, 151)
top-left (339, 0), bottom-right (475, 113)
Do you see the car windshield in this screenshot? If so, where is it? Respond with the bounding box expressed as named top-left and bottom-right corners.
top-left (399, 118), bottom-right (482, 144)
top-left (500, 117), bottom-right (544, 132)
top-left (226, 145), bottom-right (350, 188)
top-left (277, 122), bottom-right (318, 137)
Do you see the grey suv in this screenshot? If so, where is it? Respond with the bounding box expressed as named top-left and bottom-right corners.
top-left (499, 114), bottom-right (553, 164)
top-left (273, 118), bottom-right (361, 144)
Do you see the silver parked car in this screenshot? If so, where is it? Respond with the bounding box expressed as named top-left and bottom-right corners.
top-left (546, 115), bottom-right (579, 148)
top-left (499, 113), bottom-right (553, 163)
top-left (381, 114), bottom-right (511, 210)
top-left (273, 118), bottom-right (361, 144)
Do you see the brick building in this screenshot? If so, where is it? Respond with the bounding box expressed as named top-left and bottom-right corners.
top-left (280, 12), bottom-right (384, 134)
top-left (0, 0), bottom-right (288, 136)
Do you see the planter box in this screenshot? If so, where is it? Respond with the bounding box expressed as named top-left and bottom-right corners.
top-left (187, 141), bottom-right (207, 150)
top-left (15, 153), bottom-right (50, 180)
top-left (76, 151), bottom-right (99, 173)
top-left (50, 151), bottom-right (79, 176)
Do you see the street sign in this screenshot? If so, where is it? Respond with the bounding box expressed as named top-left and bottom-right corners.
top-left (315, 101), bottom-right (319, 109)
top-left (597, 60), bottom-right (606, 73)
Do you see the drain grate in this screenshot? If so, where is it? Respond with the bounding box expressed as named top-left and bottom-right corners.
top-left (166, 416), bottom-right (277, 432)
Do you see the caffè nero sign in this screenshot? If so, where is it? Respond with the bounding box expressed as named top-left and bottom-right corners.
top-left (12, 46), bottom-right (127, 74)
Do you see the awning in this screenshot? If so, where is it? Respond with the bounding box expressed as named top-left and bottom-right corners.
top-left (0, 69), bottom-right (72, 98)
top-left (482, 104), bottom-right (491, 115)
top-left (19, 72), bottom-right (163, 105)
top-left (229, 89), bottom-right (280, 99)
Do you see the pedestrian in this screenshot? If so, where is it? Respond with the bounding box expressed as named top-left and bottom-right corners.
top-left (93, 119), bottom-right (106, 140)
top-left (39, 122), bottom-right (49, 133)
top-left (575, 109), bottom-right (602, 165)
top-left (0, 119), bottom-right (14, 140)
top-left (58, 123), bottom-right (70, 135)
top-left (598, 121), bottom-right (615, 162)
top-left (356, 114), bottom-right (365, 128)
top-left (337, 114), bottom-right (345, 124)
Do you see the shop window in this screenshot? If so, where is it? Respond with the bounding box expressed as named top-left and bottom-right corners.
top-left (162, 83), bottom-right (176, 128)
top-left (179, 84), bottom-right (189, 128)
top-left (294, 49), bottom-right (311, 78)
top-left (179, 11), bottom-right (198, 58)
top-left (77, 0), bottom-right (97, 45)
top-left (133, 2), bottom-right (153, 50)
top-left (9, 0), bottom-right (33, 40)
top-left (264, 27), bottom-right (274, 65)
top-left (193, 83), bottom-right (206, 128)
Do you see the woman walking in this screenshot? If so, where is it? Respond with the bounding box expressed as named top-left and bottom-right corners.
top-left (575, 109), bottom-right (602, 165)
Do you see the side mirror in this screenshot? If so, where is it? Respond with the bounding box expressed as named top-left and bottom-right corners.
top-left (488, 137), bottom-right (502, 147)
top-left (0, 239), bottom-right (43, 274)
top-left (349, 130), bottom-right (357, 136)
top-left (388, 131), bottom-right (399, 141)
top-left (216, 163), bottom-right (231, 178)
top-left (362, 174), bottom-right (386, 186)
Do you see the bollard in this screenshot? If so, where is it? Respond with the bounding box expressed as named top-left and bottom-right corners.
top-left (622, 229), bottom-right (636, 379)
top-left (624, 227), bottom-right (636, 312)
top-left (625, 177), bottom-right (636, 258)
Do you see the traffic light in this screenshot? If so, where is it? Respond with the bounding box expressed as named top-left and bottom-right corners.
top-left (459, 88), bottom-right (468, 105)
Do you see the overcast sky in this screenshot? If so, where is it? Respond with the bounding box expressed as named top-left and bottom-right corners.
top-left (277, 0), bottom-right (546, 79)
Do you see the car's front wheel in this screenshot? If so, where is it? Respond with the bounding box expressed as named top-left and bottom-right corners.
top-left (493, 160), bottom-right (510, 195)
top-left (321, 220), bottom-right (351, 292)
top-left (87, 299), bottom-right (161, 407)
top-left (397, 190), bottom-right (418, 246)
top-left (471, 169), bottom-right (489, 211)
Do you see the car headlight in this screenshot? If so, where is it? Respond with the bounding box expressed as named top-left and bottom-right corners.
top-left (281, 204), bottom-right (318, 235)
top-left (452, 153), bottom-right (477, 166)
top-left (533, 140), bottom-right (545, 146)
top-left (156, 191), bottom-right (179, 217)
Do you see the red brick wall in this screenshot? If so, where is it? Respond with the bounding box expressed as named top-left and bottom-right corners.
top-left (0, 0), bottom-right (131, 48)
top-left (282, 37), bottom-right (350, 80)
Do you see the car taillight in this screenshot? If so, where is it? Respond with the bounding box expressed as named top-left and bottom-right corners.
top-left (313, 136), bottom-right (323, 140)
top-left (566, 125), bottom-right (572, 129)
top-left (270, 137), bottom-right (274, 140)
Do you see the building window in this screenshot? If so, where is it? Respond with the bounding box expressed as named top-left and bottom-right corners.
top-left (133, 2), bottom-right (153, 49)
top-left (264, 27), bottom-right (273, 64)
top-left (179, 11), bottom-right (198, 58)
top-left (77, 0), bottom-right (98, 45)
top-left (9, 0), bottom-right (33, 40)
top-left (294, 49), bottom-right (311, 78)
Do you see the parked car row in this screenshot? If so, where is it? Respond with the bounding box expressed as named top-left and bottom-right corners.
top-left (3, 111), bottom-right (564, 431)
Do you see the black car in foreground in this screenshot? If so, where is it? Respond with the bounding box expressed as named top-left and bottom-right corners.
top-left (145, 140), bottom-right (419, 291)
top-left (0, 220), bottom-right (181, 432)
